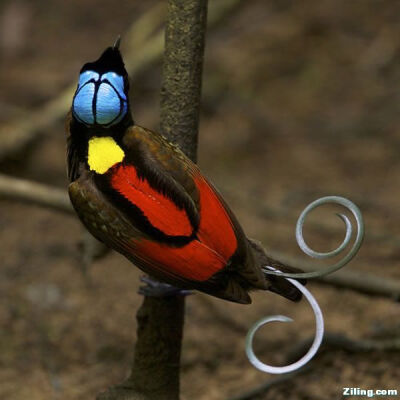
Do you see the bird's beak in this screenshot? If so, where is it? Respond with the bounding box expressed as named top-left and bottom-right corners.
top-left (113, 35), bottom-right (121, 50)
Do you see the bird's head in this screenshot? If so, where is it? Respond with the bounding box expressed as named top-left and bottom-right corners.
top-left (72, 37), bottom-right (130, 128)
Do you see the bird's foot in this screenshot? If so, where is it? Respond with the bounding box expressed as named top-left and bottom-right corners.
top-left (138, 276), bottom-right (193, 297)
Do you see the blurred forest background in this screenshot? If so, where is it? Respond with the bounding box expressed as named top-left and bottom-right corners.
top-left (1, 0), bottom-right (400, 399)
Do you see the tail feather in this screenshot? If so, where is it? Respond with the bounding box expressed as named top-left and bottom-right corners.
top-left (262, 266), bottom-right (304, 302)
top-left (248, 238), bottom-right (305, 302)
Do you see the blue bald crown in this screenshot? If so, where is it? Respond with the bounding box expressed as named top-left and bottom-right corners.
top-left (72, 46), bottom-right (129, 127)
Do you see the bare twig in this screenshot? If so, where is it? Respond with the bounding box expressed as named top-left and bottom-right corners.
top-left (0, 173), bottom-right (72, 213)
top-left (0, 173), bottom-right (110, 268)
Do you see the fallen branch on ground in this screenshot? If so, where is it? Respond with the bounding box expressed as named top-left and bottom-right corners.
top-left (227, 331), bottom-right (400, 400)
top-left (267, 249), bottom-right (400, 301)
top-left (227, 367), bottom-right (312, 400)
top-left (286, 332), bottom-right (400, 364)
top-left (0, 173), bottom-right (71, 213)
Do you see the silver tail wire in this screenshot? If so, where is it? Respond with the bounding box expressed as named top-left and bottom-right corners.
top-left (246, 196), bottom-right (364, 374)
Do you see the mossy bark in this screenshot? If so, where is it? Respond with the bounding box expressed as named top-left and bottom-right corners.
top-left (97, 1), bottom-right (208, 399)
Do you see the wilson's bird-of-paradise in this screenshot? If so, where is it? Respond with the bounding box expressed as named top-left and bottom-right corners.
top-left (66, 40), bottom-right (304, 304)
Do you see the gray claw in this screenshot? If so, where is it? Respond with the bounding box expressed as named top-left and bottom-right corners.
top-left (138, 276), bottom-right (193, 297)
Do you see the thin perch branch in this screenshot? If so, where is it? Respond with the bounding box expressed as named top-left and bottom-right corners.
top-left (0, 173), bottom-right (72, 213)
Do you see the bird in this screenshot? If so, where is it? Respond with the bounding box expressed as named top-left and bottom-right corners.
top-left (66, 40), bottom-right (304, 305)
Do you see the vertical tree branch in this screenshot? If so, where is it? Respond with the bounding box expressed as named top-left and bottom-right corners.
top-left (97, 1), bottom-right (208, 399)
top-left (160, 0), bottom-right (208, 162)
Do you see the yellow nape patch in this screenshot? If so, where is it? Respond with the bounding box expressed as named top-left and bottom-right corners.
top-left (88, 136), bottom-right (125, 174)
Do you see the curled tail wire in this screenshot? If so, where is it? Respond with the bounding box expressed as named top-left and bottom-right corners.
top-left (246, 267), bottom-right (324, 374)
top-left (246, 196), bottom-right (364, 374)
